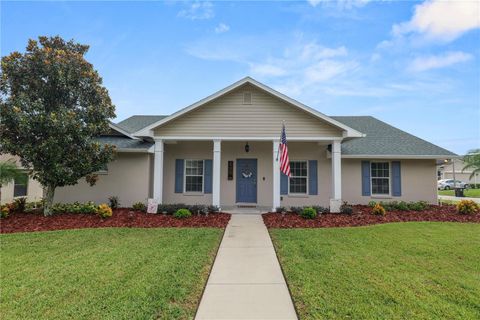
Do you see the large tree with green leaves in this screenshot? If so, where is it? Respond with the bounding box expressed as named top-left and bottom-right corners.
top-left (463, 149), bottom-right (480, 180)
top-left (0, 36), bottom-right (116, 215)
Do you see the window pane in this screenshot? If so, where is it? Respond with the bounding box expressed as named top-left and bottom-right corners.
top-left (186, 160), bottom-right (203, 175)
top-left (290, 161), bottom-right (307, 177)
top-left (14, 174), bottom-right (28, 197)
top-left (371, 162), bottom-right (389, 178)
top-left (185, 176), bottom-right (203, 192)
top-left (289, 177), bottom-right (307, 194)
top-left (372, 178), bottom-right (389, 194)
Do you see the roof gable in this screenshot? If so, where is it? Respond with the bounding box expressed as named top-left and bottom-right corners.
top-left (134, 77), bottom-right (363, 138)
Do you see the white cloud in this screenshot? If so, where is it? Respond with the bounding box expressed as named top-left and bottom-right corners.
top-left (250, 64), bottom-right (286, 77)
top-left (409, 51), bottom-right (473, 72)
top-left (178, 1), bottom-right (214, 20)
top-left (393, 0), bottom-right (480, 42)
top-left (214, 23), bottom-right (230, 34)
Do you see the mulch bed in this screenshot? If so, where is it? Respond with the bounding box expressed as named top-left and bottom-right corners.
top-left (0, 209), bottom-right (231, 234)
top-left (263, 205), bottom-right (480, 228)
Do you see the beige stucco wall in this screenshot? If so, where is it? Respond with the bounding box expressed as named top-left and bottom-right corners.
top-left (342, 159), bottom-right (438, 205)
top-left (54, 153), bottom-right (151, 207)
top-left (154, 84), bottom-right (343, 138)
top-left (0, 154), bottom-right (44, 204)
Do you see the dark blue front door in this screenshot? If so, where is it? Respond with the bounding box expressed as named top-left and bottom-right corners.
top-left (236, 159), bottom-right (257, 203)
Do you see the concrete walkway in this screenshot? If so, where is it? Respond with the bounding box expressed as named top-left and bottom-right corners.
top-left (439, 195), bottom-right (480, 203)
top-left (195, 214), bottom-right (297, 320)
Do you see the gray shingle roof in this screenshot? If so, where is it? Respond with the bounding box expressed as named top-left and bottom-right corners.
top-left (117, 115), bottom-right (167, 133)
top-left (96, 136), bottom-right (153, 151)
top-left (331, 116), bottom-right (457, 157)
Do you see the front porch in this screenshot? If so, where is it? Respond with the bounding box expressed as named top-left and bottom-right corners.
top-left (152, 138), bottom-right (343, 212)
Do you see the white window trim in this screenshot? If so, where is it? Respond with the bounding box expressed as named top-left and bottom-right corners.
top-left (184, 159), bottom-right (205, 194)
top-left (288, 160), bottom-right (309, 195)
top-left (370, 161), bottom-right (391, 196)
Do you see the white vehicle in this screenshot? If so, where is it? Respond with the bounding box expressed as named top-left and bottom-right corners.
top-left (437, 179), bottom-right (469, 190)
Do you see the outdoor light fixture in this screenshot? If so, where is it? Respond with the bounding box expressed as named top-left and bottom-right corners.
top-left (245, 142), bottom-right (250, 153)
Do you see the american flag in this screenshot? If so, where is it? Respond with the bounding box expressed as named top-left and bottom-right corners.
top-left (279, 123), bottom-right (290, 177)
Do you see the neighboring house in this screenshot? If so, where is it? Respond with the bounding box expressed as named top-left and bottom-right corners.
top-left (437, 158), bottom-right (479, 185)
top-left (0, 154), bottom-right (43, 204)
top-left (54, 77), bottom-right (456, 211)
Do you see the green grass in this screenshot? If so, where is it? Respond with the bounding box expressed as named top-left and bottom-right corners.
top-left (438, 189), bottom-right (480, 198)
top-left (270, 223), bottom-right (480, 320)
top-left (1, 228), bottom-right (223, 320)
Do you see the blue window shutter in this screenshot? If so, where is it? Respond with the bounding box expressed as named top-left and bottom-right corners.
top-left (308, 160), bottom-right (318, 195)
top-left (204, 159), bottom-right (213, 194)
top-left (392, 161), bottom-right (402, 196)
top-left (175, 159), bottom-right (184, 193)
top-left (361, 161), bottom-right (371, 196)
top-left (280, 172), bottom-right (288, 195)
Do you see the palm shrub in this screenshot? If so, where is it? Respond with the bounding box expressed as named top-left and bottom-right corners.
top-left (462, 149), bottom-right (480, 180)
top-left (132, 202), bottom-right (146, 212)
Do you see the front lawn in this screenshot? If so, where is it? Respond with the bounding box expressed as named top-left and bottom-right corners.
top-left (270, 223), bottom-right (480, 319)
top-left (1, 228), bottom-right (223, 319)
top-left (438, 188), bottom-right (480, 198)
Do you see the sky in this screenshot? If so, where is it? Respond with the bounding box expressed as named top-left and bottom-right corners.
top-left (1, 0), bottom-right (479, 154)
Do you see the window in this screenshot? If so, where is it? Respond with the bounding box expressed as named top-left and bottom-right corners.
top-left (13, 173), bottom-right (28, 197)
top-left (371, 162), bottom-right (390, 195)
top-left (289, 161), bottom-right (308, 194)
top-left (185, 160), bottom-right (204, 192)
top-left (95, 163), bottom-right (108, 175)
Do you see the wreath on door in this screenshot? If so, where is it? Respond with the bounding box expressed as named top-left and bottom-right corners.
top-left (242, 170), bottom-right (253, 178)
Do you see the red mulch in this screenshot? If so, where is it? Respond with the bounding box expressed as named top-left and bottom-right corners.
top-left (0, 209), bottom-right (231, 234)
top-left (263, 205), bottom-right (480, 228)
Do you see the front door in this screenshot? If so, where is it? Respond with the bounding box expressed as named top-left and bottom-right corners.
top-left (236, 159), bottom-right (257, 203)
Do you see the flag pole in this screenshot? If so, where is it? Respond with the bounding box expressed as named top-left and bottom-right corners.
top-left (276, 120), bottom-right (285, 161)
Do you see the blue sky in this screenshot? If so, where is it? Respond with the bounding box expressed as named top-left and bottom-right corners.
top-left (1, 0), bottom-right (479, 154)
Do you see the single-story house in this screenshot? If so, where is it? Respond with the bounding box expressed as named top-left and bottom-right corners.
top-left (54, 77), bottom-right (457, 212)
top-left (437, 159), bottom-right (479, 185)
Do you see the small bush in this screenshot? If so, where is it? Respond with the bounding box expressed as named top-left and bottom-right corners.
top-left (372, 203), bottom-right (386, 216)
top-left (300, 207), bottom-right (317, 219)
top-left (407, 201), bottom-right (429, 211)
top-left (1, 205), bottom-right (9, 218)
top-left (97, 204), bottom-right (113, 218)
top-left (189, 204), bottom-right (208, 215)
top-left (132, 202), bottom-right (146, 212)
top-left (456, 200), bottom-right (480, 215)
top-left (108, 196), bottom-right (120, 209)
top-left (276, 206), bottom-right (286, 213)
top-left (312, 205), bottom-right (328, 214)
top-left (396, 201), bottom-right (409, 211)
top-left (207, 205), bottom-right (220, 213)
top-left (174, 208), bottom-right (192, 218)
top-left (340, 201), bottom-right (353, 215)
top-left (289, 206), bottom-right (303, 214)
top-left (368, 201), bottom-right (377, 207)
top-left (13, 197), bottom-right (27, 212)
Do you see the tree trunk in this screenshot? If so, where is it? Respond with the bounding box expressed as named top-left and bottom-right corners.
top-left (43, 185), bottom-right (55, 216)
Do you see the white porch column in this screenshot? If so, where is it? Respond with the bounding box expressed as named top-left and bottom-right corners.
top-left (212, 140), bottom-right (221, 208)
top-left (272, 140), bottom-right (281, 211)
top-left (153, 139), bottom-right (164, 203)
top-left (330, 140), bottom-right (342, 212)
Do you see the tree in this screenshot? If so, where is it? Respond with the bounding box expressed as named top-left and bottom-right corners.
top-left (0, 160), bottom-right (27, 203)
top-left (0, 36), bottom-right (116, 215)
top-left (463, 149), bottom-right (480, 180)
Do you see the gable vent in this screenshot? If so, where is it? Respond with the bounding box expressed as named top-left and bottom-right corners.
top-left (243, 91), bottom-right (252, 105)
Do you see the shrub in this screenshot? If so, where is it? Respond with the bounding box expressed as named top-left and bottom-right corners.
top-left (132, 202), bottom-right (146, 212)
top-left (312, 205), bottom-right (328, 214)
top-left (79, 201), bottom-right (98, 214)
top-left (189, 204), bottom-right (208, 215)
top-left (340, 201), bottom-right (353, 215)
top-left (207, 205), bottom-right (220, 213)
top-left (407, 201), bottom-right (429, 211)
top-left (174, 208), bottom-right (192, 218)
top-left (368, 201), bottom-right (377, 207)
top-left (289, 206), bottom-right (303, 214)
top-left (97, 204), bottom-right (113, 218)
top-left (276, 206), bottom-right (286, 213)
top-left (396, 201), bottom-right (409, 211)
top-left (300, 207), bottom-right (317, 219)
top-left (13, 197), bottom-right (27, 212)
top-left (108, 196), bottom-right (119, 209)
top-left (456, 200), bottom-right (480, 215)
top-left (1, 205), bottom-right (9, 218)
top-left (372, 203), bottom-right (386, 216)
